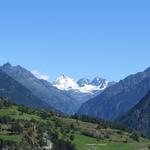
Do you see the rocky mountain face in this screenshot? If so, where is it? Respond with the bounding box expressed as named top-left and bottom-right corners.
top-left (53, 75), bottom-right (113, 106)
top-left (0, 70), bottom-right (52, 110)
top-left (78, 67), bottom-right (150, 120)
top-left (118, 91), bottom-right (150, 137)
top-left (0, 63), bottom-right (78, 114)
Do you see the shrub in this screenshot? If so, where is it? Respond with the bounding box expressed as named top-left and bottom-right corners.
top-left (130, 132), bottom-right (140, 142)
top-left (10, 122), bottom-right (23, 134)
top-left (70, 134), bottom-right (75, 141)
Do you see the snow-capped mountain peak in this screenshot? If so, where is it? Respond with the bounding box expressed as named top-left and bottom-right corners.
top-left (53, 75), bottom-right (79, 91)
top-left (53, 75), bottom-right (110, 94)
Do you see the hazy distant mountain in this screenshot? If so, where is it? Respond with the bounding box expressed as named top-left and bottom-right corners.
top-left (0, 70), bottom-right (52, 110)
top-left (53, 75), bottom-right (113, 105)
top-left (0, 63), bottom-right (78, 114)
top-left (118, 91), bottom-right (150, 137)
top-left (78, 67), bottom-right (150, 120)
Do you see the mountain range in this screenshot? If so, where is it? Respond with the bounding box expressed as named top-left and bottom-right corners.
top-left (0, 63), bottom-right (111, 114)
top-left (0, 63), bottom-right (78, 114)
top-left (1, 62), bottom-right (150, 128)
top-left (1, 62), bottom-right (150, 138)
top-left (78, 67), bottom-right (150, 120)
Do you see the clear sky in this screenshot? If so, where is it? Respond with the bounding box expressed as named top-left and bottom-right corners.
top-left (0, 0), bottom-right (150, 82)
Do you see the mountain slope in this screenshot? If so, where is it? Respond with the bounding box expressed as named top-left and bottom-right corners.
top-left (0, 70), bottom-right (52, 110)
top-left (0, 99), bottom-right (76, 150)
top-left (0, 98), bottom-right (150, 150)
top-left (118, 91), bottom-right (150, 137)
top-left (78, 67), bottom-right (150, 120)
top-left (0, 63), bottom-right (78, 114)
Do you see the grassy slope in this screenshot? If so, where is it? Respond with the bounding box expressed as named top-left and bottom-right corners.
top-left (0, 100), bottom-right (150, 150)
top-left (58, 118), bottom-right (150, 150)
top-left (0, 134), bottom-right (22, 143)
top-left (74, 133), bottom-right (149, 150)
top-left (0, 105), bottom-right (41, 121)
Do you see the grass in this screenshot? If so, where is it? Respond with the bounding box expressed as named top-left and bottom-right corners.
top-left (0, 134), bottom-right (22, 143)
top-left (74, 133), bottom-right (150, 150)
top-left (0, 106), bottom-right (41, 121)
top-left (57, 118), bottom-right (150, 150)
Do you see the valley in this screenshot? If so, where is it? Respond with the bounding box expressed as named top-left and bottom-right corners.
top-left (1, 63), bottom-right (150, 149)
top-left (1, 1), bottom-right (150, 149)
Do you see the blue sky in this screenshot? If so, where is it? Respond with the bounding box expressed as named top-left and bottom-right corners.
top-left (0, 0), bottom-right (150, 81)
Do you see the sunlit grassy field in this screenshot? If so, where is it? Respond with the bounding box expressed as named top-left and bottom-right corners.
top-left (74, 133), bottom-right (150, 150)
